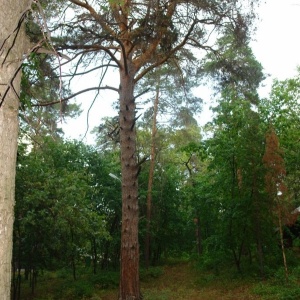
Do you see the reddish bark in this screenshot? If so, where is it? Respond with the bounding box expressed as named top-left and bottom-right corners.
top-left (118, 58), bottom-right (141, 299)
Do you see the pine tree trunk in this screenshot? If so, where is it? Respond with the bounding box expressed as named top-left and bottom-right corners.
top-left (0, 1), bottom-right (28, 298)
top-left (118, 59), bottom-right (141, 299)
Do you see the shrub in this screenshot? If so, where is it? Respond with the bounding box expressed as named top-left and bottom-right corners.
top-left (140, 267), bottom-right (163, 281)
top-left (91, 271), bottom-right (119, 289)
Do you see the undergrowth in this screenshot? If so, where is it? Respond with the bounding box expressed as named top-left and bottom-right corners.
top-left (16, 261), bottom-right (300, 300)
top-left (252, 266), bottom-right (300, 300)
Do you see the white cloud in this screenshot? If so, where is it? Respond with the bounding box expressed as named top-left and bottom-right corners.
top-left (251, 0), bottom-right (300, 82)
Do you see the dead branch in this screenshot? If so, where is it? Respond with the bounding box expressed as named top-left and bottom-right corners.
top-left (30, 86), bottom-right (119, 107)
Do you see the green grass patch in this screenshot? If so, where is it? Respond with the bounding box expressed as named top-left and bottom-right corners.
top-left (17, 261), bottom-right (300, 300)
top-left (142, 288), bottom-right (172, 300)
top-left (140, 267), bottom-right (164, 282)
top-left (252, 266), bottom-right (300, 300)
top-left (253, 282), bottom-right (300, 300)
top-left (90, 271), bottom-right (119, 289)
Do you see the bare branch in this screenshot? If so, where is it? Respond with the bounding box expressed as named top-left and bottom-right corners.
top-left (54, 64), bottom-right (119, 79)
top-left (30, 86), bottom-right (119, 107)
top-left (58, 44), bottom-right (122, 68)
top-left (83, 56), bottom-right (112, 139)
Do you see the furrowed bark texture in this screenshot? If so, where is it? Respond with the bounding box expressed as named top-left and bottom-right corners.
top-left (118, 59), bottom-right (141, 300)
top-left (0, 1), bottom-right (29, 298)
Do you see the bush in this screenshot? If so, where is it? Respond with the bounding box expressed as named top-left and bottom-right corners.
top-left (140, 267), bottom-right (163, 281)
top-left (56, 268), bottom-right (71, 279)
top-left (91, 271), bottom-right (119, 289)
top-left (253, 266), bottom-right (300, 300)
top-left (279, 288), bottom-right (300, 300)
top-left (62, 280), bottom-right (94, 299)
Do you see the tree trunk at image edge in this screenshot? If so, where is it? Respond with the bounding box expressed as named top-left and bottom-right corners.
top-left (118, 59), bottom-right (141, 299)
top-left (0, 1), bottom-right (29, 298)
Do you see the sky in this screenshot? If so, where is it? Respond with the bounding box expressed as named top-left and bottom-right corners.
top-left (62, 0), bottom-right (300, 143)
top-left (251, 0), bottom-right (300, 95)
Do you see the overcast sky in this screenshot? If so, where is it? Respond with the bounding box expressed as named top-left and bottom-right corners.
top-left (252, 0), bottom-right (300, 93)
top-left (62, 0), bottom-right (300, 142)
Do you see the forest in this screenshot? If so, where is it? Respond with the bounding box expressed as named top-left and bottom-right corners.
top-left (0, 0), bottom-right (300, 300)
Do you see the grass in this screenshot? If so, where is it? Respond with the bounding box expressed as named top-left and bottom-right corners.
top-left (251, 266), bottom-right (300, 300)
top-left (17, 262), bottom-right (300, 300)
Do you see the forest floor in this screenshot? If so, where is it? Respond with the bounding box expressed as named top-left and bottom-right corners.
top-left (97, 262), bottom-right (261, 300)
top-left (20, 260), bottom-right (300, 299)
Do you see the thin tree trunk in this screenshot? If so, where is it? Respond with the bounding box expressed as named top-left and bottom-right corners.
top-left (278, 209), bottom-right (288, 281)
top-left (70, 228), bottom-right (77, 281)
top-left (0, 1), bottom-right (29, 298)
top-left (253, 219), bottom-right (264, 276)
top-left (145, 82), bottom-right (159, 269)
top-left (16, 266), bottom-right (21, 300)
top-left (232, 249), bottom-right (242, 273)
top-left (255, 223), bottom-right (265, 277)
top-left (30, 268), bottom-right (38, 295)
top-left (92, 237), bottom-right (97, 274)
top-left (195, 216), bottom-right (202, 255)
top-left (118, 58), bottom-right (141, 299)
top-left (251, 172), bottom-right (265, 278)
top-left (12, 263), bottom-right (17, 300)
top-left (101, 213), bottom-right (119, 270)
top-left (12, 225), bottom-right (22, 300)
